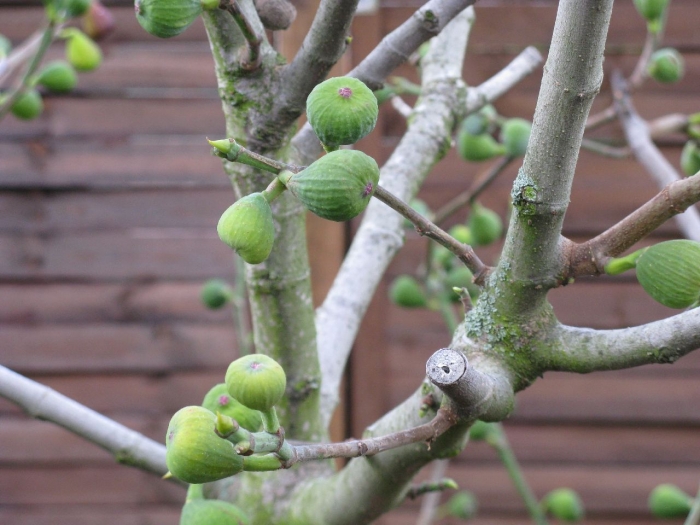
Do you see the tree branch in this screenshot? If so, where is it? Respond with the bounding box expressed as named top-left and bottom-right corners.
top-left (611, 69), bottom-right (700, 242)
top-left (0, 364), bottom-right (168, 476)
top-left (569, 173), bottom-right (700, 277)
top-left (220, 0), bottom-right (263, 70)
top-left (545, 309), bottom-right (700, 374)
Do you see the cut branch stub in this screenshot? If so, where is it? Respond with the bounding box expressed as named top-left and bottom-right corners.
top-left (426, 348), bottom-right (514, 422)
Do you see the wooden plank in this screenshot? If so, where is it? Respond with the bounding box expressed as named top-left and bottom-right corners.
top-left (380, 511), bottom-right (666, 525)
top-left (0, 505), bottom-right (181, 525)
top-left (0, 323), bottom-right (238, 374)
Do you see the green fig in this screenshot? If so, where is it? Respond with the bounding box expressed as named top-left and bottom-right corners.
top-left (543, 488), bottom-right (585, 522)
top-left (635, 240), bottom-right (700, 308)
top-left (404, 198), bottom-right (432, 229)
top-left (647, 48), bottom-right (684, 84)
top-left (648, 484), bottom-right (693, 518)
top-left (135, 0), bottom-right (204, 38)
top-left (457, 129), bottom-right (505, 162)
top-left (445, 491), bottom-right (478, 520)
top-left (225, 354), bottom-right (287, 412)
top-left (181, 499), bottom-right (251, 525)
top-left (389, 275), bottom-right (428, 308)
top-left (11, 89), bottom-right (44, 120)
top-left (373, 86), bottom-right (395, 105)
top-left (37, 60), bottom-right (78, 93)
top-left (633, 0), bottom-right (670, 23)
top-left (64, 0), bottom-right (92, 17)
top-left (500, 118), bottom-right (531, 158)
top-left (444, 266), bottom-right (479, 300)
top-left (217, 192), bottom-right (275, 265)
top-left (468, 203), bottom-right (503, 246)
top-left (63, 28), bottom-right (102, 71)
top-left (460, 113), bottom-right (490, 136)
top-left (165, 406), bottom-right (243, 484)
top-left (200, 279), bottom-right (232, 310)
top-left (280, 150), bottom-right (379, 222)
top-left (468, 420), bottom-right (496, 441)
top-left (432, 244), bottom-right (454, 269)
top-left (306, 76), bottom-right (378, 149)
top-left (680, 141), bottom-right (700, 177)
top-left (201, 383), bottom-right (263, 432)
top-left (448, 224), bottom-right (473, 245)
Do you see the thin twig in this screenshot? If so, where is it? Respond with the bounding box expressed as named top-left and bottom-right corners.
top-left (220, 0), bottom-right (263, 70)
top-left (212, 138), bottom-right (305, 174)
top-left (433, 155), bottom-right (513, 225)
top-left (392, 96), bottom-right (414, 118)
top-left (580, 138), bottom-right (630, 159)
top-left (415, 460), bottom-right (451, 525)
top-left (373, 185), bottom-right (489, 282)
top-left (0, 25), bottom-right (63, 86)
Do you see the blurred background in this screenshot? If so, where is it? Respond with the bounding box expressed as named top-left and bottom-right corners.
top-left (1, 0), bottom-right (699, 523)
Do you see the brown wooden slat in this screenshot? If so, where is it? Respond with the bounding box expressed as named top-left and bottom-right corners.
top-left (0, 323), bottom-right (237, 373)
top-left (0, 505), bottom-right (182, 525)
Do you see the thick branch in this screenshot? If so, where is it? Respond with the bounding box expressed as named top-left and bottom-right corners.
top-left (569, 174), bottom-right (700, 277)
top-left (221, 0), bottom-right (263, 70)
top-left (611, 70), bottom-right (700, 242)
top-left (0, 365), bottom-right (168, 476)
top-left (546, 309), bottom-right (700, 373)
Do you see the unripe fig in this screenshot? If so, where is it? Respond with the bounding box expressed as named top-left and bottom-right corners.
top-left (445, 491), bottom-right (478, 520)
top-left (389, 275), bottom-right (428, 308)
top-left (633, 0), bottom-right (670, 23)
top-left (201, 383), bottom-right (263, 432)
top-left (254, 0), bottom-right (297, 31)
top-left (280, 150), bottom-right (379, 222)
top-left (217, 192), bottom-right (275, 264)
top-left (448, 225), bottom-right (473, 245)
top-left (63, 28), bottom-right (102, 71)
top-left (457, 130), bottom-right (505, 162)
top-left (635, 239), bottom-right (700, 308)
top-left (11, 89), bottom-right (44, 120)
top-left (500, 118), bottom-right (531, 158)
top-left (306, 77), bottom-right (378, 149)
top-left (37, 60), bottom-right (78, 93)
top-left (543, 488), bottom-right (584, 522)
top-left (200, 279), bottom-right (232, 310)
top-left (181, 499), bottom-right (251, 525)
top-left (648, 484), bottom-right (693, 518)
top-left (165, 406), bottom-right (243, 484)
top-left (225, 354), bottom-right (287, 412)
top-left (444, 266), bottom-right (479, 300)
top-left (468, 420), bottom-right (496, 441)
top-left (373, 86), bottom-right (395, 106)
top-left (680, 141), bottom-right (700, 176)
top-left (83, 0), bottom-right (116, 40)
top-left (135, 0), bottom-right (204, 38)
top-left (647, 48), bottom-right (684, 84)
top-left (64, 0), bottom-right (92, 17)
top-left (460, 113), bottom-right (490, 136)
top-left (432, 244), bottom-right (454, 269)
top-left (468, 203), bottom-right (503, 246)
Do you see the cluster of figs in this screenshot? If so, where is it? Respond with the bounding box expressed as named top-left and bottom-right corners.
top-left (165, 353), bottom-right (288, 523)
top-left (216, 76), bottom-right (380, 264)
top-left (633, 0), bottom-right (685, 84)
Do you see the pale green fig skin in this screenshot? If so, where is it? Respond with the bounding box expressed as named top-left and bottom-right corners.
top-left (217, 192), bottom-right (275, 265)
top-left (200, 279), bottom-right (231, 309)
top-left (633, 0), bottom-right (670, 22)
top-left (37, 60), bottom-right (78, 93)
top-left (389, 275), bottom-right (428, 308)
top-left (11, 89), bottom-right (44, 120)
top-left (201, 383), bottom-right (263, 432)
top-left (135, 0), bottom-right (203, 38)
top-left (468, 203), bottom-right (503, 246)
top-left (64, 29), bottom-right (102, 71)
top-left (283, 150), bottom-right (380, 222)
top-left (636, 240), bottom-right (700, 309)
top-left (225, 354), bottom-right (287, 412)
top-left (648, 484), bottom-right (693, 518)
top-left (500, 118), bottom-right (532, 158)
top-left (544, 488), bottom-right (585, 522)
top-left (647, 48), bottom-right (684, 84)
top-left (680, 141), bottom-right (700, 177)
top-left (457, 130), bottom-right (505, 162)
top-left (165, 406), bottom-right (244, 484)
top-left (307, 77), bottom-right (378, 148)
top-left (180, 499), bottom-right (251, 525)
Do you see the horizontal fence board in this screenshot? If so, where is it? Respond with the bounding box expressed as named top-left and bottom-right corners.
top-left (0, 505), bottom-right (181, 525)
top-left (0, 323), bottom-right (237, 374)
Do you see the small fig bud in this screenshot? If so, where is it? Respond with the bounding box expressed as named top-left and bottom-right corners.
top-left (457, 129), bottom-right (505, 162)
top-left (63, 28), bottom-right (102, 71)
top-left (389, 275), bottom-right (428, 308)
top-left (217, 192), bottom-right (275, 265)
top-left (680, 140), bottom-right (700, 177)
top-left (200, 279), bottom-right (232, 309)
top-left (201, 383), bottom-right (263, 432)
top-left (635, 239), bottom-right (700, 308)
top-left (36, 60), bottom-right (78, 93)
top-left (225, 354), bottom-right (287, 412)
top-left (11, 89), bottom-right (44, 120)
top-left (165, 406), bottom-right (243, 484)
top-left (306, 77), bottom-right (378, 149)
top-left (648, 484), bottom-right (693, 518)
top-left (633, 0), bottom-right (670, 23)
top-left (445, 491), bottom-right (478, 520)
top-left (543, 488), bottom-right (585, 522)
top-left (254, 0), bottom-right (297, 30)
top-left (135, 0), bottom-right (203, 38)
top-left (82, 0), bottom-right (116, 40)
top-left (448, 225), bottom-right (472, 245)
top-left (500, 118), bottom-right (531, 158)
top-left (444, 266), bottom-right (479, 301)
top-left (281, 150), bottom-right (379, 222)
top-left (181, 499), bottom-right (252, 525)
top-left (647, 48), bottom-right (684, 84)
top-left (468, 203), bottom-right (503, 246)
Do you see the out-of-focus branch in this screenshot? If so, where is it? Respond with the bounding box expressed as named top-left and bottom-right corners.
top-left (0, 364), bottom-right (168, 476)
top-left (611, 69), bottom-right (700, 242)
top-left (220, 0), bottom-right (263, 70)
